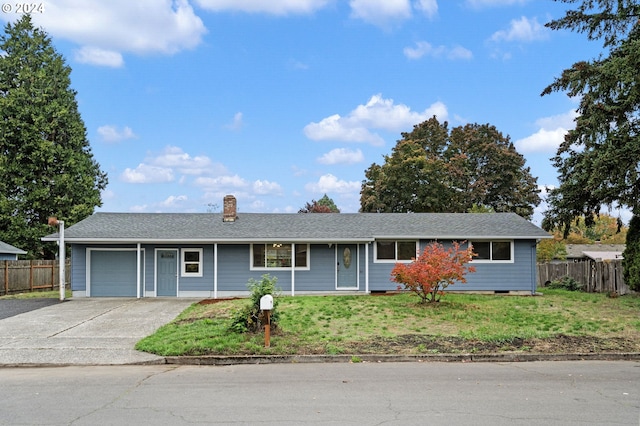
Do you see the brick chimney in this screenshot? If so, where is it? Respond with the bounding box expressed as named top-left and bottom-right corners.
top-left (223, 195), bottom-right (237, 222)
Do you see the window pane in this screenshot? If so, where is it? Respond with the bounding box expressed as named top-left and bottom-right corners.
top-left (377, 241), bottom-right (395, 260)
top-left (472, 242), bottom-right (490, 260)
top-left (492, 242), bottom-right (511, 260)
top-left (253, 244), bottom-right (265, 267)
top-left (185, 263), bottom-right (199, 273)
top-left (295, 245), bottom-right (307, 267)
top-left (184, 251), bottom-right (200, 262)
top-left (397, 241), bottom-right (416, 260)
top-left (267, 244), bottom-right (291, 267)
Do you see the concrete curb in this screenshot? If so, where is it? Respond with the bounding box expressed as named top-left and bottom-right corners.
top-left (164, 352), bottom-right (640, 366)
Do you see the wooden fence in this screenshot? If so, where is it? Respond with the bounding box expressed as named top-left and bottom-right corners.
top-left (537, 259), bottom-right (631, 295)
top-left (0, 260), bottom-right (71, 296)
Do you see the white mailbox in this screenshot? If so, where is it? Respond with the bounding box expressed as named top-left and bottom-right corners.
top-left (260, 294), bottom-right (273, 310)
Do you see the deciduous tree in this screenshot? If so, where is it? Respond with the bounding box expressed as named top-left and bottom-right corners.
top-left (391, 241), bottom-right (476, 303)
top-left (299, 194), bottom-right (340, 213)
top-left (360, 117), bottom-right (540, 218)
top-left (0, 15), bottom-right (107, 258)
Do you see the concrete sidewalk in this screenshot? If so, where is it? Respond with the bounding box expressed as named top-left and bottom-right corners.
top-left (0, 298), bottom-right (197, 366)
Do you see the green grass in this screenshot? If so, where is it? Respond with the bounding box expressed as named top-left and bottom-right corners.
top-left (0, 290), bottom-right (72, 299)
top-left (135, 289), bottom-right (640, 356)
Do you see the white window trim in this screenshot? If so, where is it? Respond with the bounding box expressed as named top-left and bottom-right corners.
top-left (181, 248), bottom-right (203, 277)
top-left (250, 243), bottom-right (311, 271)
top-left (373, 240), bottom-right (418, 263)
top-left (470, 240), bottom-right (514, 263)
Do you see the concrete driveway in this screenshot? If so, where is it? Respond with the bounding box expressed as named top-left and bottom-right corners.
top-left (0, 298), bottom-right (198, 366)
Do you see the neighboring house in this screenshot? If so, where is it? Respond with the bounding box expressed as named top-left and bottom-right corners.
top-left (565, 244), bottom-right (625, 262)
top-left (42, 195), bottom-right (551, 298)
top-left (0, 241), bottom-right (27, 260)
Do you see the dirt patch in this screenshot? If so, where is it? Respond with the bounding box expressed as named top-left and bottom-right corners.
top-left (340, 334), bottom-right (640, 355)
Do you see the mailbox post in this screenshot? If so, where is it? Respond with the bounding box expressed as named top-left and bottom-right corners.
top-left (260, 294), bottom-right (273, 348)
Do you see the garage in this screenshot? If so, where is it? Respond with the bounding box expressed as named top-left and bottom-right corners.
top-left (89, 250), bottom-right (139, 297)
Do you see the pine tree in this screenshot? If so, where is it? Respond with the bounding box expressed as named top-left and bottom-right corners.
top-left (0, 15), bottom-right (107, 258)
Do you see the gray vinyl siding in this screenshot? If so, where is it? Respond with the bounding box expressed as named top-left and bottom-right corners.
top-left (217, 244), bottom-right (254, 291)
top-left (71, 244), bottom-right (87, 292)
top-left (460, 240), bottom-right (537, 292)
top-left (293, 244), bottom-right (335, 291)
top-left (367, 239), bottom-right (537, 293)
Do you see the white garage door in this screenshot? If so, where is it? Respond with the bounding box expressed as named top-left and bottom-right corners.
top-left (89, 251), bottom-right (137, 297)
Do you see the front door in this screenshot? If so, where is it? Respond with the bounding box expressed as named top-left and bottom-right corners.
top-left (337, 244), bottom-right (357, 289)
top-left (157, 249), bottom-right (178, 296)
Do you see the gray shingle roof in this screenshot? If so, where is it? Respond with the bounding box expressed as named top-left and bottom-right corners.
top-left (0, 241), bottom-right (27, 254)
top-left (43, 212), bottom-right (550, 243)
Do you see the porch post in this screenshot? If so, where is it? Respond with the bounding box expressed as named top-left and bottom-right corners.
top-left (365, 242), bottom-right (370, 293)
top-left (136, 243), bottom-right (141, 298)
top-left (213, 243), bottom-right (218, 299)
top-left (291, 243), bottom-right (295, 297)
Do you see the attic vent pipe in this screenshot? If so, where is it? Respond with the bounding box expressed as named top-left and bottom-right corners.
top-left (223, 195), bottom-right (237, 222)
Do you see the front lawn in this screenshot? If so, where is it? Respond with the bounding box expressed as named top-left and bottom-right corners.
top-left (135, 289), bottom-right (640, 356)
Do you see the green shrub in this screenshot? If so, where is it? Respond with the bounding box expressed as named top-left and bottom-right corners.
top-left (547, 276), bottom-right (582, 291)
top-left (623, 214), bottom-right (640, 291)
top-left (229, 274), bottom-right (280, 333)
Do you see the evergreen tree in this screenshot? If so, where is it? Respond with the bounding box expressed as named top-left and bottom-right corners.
top-left (623, 214), bottom-right (640, 291)
top-left (0, 15), bottom-right (107, 258)
top-left (541, 1), bottom-right (639, 231)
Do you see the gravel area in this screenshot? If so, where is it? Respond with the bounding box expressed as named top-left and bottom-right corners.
top-left (0, 299), bottom-right (64, 320)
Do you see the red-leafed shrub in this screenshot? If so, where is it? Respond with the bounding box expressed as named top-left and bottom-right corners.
top-left (391, 241), bottom-right (476, 303)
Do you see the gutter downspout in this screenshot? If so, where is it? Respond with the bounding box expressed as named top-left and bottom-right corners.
top-left (365, 242), bottom-right (369, 294)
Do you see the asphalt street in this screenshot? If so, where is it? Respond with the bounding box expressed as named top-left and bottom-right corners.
top-left (0, 361), bottom-right (638, 425)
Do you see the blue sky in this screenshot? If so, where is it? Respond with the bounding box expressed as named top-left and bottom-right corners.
top-left (2, 0), bottom-right (625, 224)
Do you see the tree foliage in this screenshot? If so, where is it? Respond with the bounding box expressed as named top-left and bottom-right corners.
top-left (622, 214), bottom-right (640, 291)
top-left (299, 194), bottom-right (340, 213)
top-left (229, 274), bottom-right (280, 333)
top-left (541, 0), bottom-right (640, 232)
top-left (360, 117), bottom-right (540, 219)
top-left (391, 241), bottom-right (476, 303)
top-left (0, 15), bottom-right (107, 258)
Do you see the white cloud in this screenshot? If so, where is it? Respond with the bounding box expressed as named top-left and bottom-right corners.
top-left (30, 0), bottom-right (207, 66)
top-left (194, 0), bottom-right (329, 15)
top-left (490, 16), bottom-right (549, 42)
top-left (404, 41), bottom-right (472, 60)
top-left (465, 0), bottom-right (529, 7)
top-left (121, 164), bottom-right (175, 183)
top-left (149, 146), bottom-right (225, 176)
top-left (194, 175), bottom-right (249, 191)
top-left (515, 110), bottom-right (577, 153)
top-left (317, 148), bottom-right (364, 165)
top-left (159, 195), bottom-right (188, 207)
top-left (415, 0), bottom-right (438, 18)
top-left (97, 125), bottom-right (137, 143)
top-left (304, 94), bottom-right (448, 145)
top-left (130, 204), bottom-right (149, 213)
top-left (305, 174), bottom-right (360, 194)
top-left (253, 180), bottom-right (283, 195)
top-left (350, 0), bottom-right (412, 27)
top-left (225, 112), bottom-right (244, 130)
top-left (74, 46), bottom-right (124, 68)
